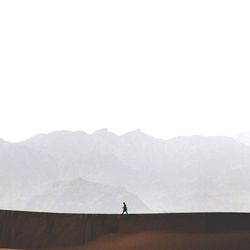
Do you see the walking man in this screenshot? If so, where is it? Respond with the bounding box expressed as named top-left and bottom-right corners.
top-left (122, 202), bottom-right (128, 214)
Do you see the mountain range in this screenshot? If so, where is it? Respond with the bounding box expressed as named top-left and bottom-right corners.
top-left (1, 129), bottom-right (250, 212)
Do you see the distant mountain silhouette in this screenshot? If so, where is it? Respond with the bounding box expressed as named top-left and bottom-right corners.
top-left (1, 130), bottom-right (250, 212)
top-left (26, 178), bottom-right (150, 213)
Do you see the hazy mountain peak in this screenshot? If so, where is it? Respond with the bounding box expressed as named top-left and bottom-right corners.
top-left (122, 129), bottom-right (148, 137)
top-left (27, 177), bottom-right (150, 213)
top-left (92, 128), bottom-right (117, 137)
top-left (24, 133), bottom-right (47, 142)
top-left (49, 130), bottom-right (88, 137)
top-left (68, 177), bottom-right (88, 186)
top-left (121, 129), bottom-right (163, 144)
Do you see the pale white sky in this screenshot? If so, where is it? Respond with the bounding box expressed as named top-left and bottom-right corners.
top-left (0, 0), bottom-right (250, 142)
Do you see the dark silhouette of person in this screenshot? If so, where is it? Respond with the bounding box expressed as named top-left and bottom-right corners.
top-left (122, 202), bottom-right (128, 214)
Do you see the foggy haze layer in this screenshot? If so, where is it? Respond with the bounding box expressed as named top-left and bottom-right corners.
top-left (1, 129), bottom-right (250, 213)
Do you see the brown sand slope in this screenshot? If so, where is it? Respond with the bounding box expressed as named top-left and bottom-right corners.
top-left (1, 210), bottom-right (250, 249)
top-left (62, 232), bottom-right (250, 250)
